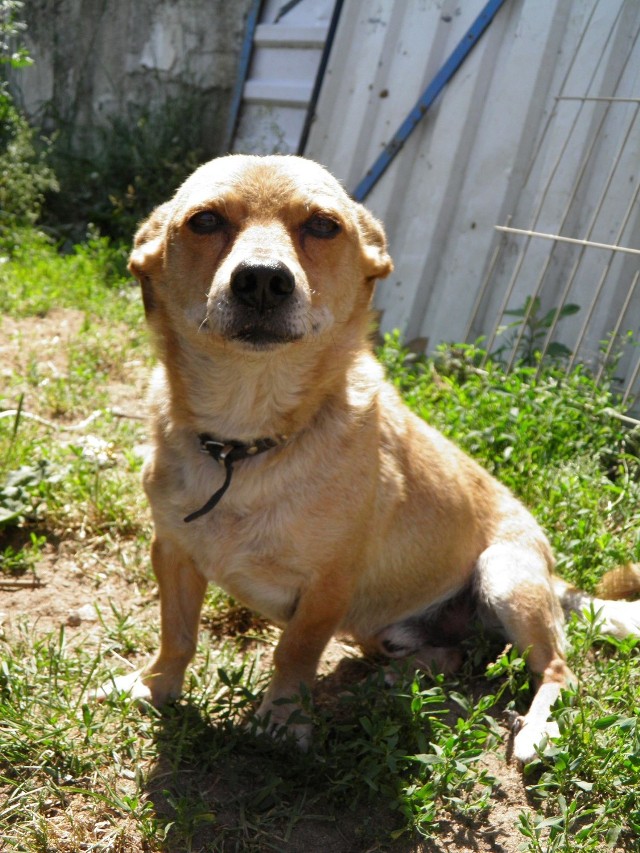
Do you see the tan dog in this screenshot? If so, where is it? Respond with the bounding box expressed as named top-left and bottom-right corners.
top-left (100, 154), bottom-right (640, 764)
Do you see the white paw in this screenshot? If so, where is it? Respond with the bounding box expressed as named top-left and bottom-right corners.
top-left (512, 717), bottom-right (560, 764)
top-left (90, 668), bottom-right (181, 707)
top-left (90, 669), bottom-right (153, 702)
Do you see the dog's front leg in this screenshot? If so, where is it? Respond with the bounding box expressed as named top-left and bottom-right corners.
top-left (95, 536), bottom-right (207, 706)
top-left (256, 570), bottom-right (352, 747)
top-left (143, 536), bottom-right (208, 703)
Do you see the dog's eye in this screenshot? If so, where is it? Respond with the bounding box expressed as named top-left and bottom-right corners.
top-left (303, 214), bottom-right (341, 239)
top-left (188, 211), bottom-right (226, 235)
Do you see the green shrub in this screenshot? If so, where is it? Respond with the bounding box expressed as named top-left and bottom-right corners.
top-left (45, 95), bottom-right (208, 242)
top-left (0, 0), bottom-right (58, 250)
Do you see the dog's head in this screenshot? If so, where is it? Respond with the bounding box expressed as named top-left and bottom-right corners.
top-left (129, 155), bottom-right (392, 353)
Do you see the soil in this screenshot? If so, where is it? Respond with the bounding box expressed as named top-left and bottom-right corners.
top-left (0, 310), bottom-right (537, 852)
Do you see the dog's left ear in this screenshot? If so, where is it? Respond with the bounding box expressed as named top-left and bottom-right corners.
top-left (354, 203), bottom-right (394, 281)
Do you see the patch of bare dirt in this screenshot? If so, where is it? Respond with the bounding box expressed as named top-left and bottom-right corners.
top-left (0, 539), bottom-right (150, 637)
top-left (1, 310), bottom-right (84, 409)
top-left (1, 309), bottom-right (86, 366)
top-left (0, 308), bottom-right (148, 419)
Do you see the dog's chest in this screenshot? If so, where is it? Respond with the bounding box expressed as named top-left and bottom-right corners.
top-left (179, 504), bottom-right (306, 625)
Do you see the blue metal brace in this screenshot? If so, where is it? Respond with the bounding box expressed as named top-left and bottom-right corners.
top-left (351, 0), bottom-right (508, 202)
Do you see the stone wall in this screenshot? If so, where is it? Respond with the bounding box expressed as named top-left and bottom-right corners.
top-left (10, 0), bottom-right (252, 157)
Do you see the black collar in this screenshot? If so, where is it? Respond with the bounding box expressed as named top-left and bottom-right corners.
top-left (183, 432), bottom-right (286, 523)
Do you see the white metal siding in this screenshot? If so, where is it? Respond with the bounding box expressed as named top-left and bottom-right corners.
top-left (304, 0), bottom-right (640, 400)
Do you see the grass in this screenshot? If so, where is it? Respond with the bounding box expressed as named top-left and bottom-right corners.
top-left (0, 230), bottom-right (639, 851)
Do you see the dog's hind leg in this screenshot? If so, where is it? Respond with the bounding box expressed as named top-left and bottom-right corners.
top-left (476, 542), bottom-right (573, 765)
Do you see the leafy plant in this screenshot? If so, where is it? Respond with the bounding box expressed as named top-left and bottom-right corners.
top-left (0, 459), bottom-right (58, 527)
top-left (493, 295), bottom-right (580, 365)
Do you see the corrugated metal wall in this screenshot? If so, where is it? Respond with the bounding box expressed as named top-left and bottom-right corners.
top-left (304, 0), bottom-right (640, 401)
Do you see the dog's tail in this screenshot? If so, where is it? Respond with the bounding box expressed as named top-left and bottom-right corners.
top-left (553, 564), bottom-right (640, 639)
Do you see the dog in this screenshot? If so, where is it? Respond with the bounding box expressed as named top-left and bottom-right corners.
top-left (97, 154), bottom-right (640, 764)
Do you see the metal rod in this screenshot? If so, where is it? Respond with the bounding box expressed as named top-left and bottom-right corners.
top-left (297, 0), bottom-right (344, 155)
top-left (464, 218), bottom-right (509, 346)
top-left (622, 353), bottom-right (640, 407)
top-left (556, 96), bottom-right (640, 103)
top-left (494, 226), bottom-right (640, 257)
top-left (596, 270), bottom-right (640, 386)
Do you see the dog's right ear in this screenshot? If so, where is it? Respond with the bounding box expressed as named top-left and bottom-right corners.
top-left (354, 203), bottom-right (393, 282)
top-left (128, 202), bottom-right (172, 315)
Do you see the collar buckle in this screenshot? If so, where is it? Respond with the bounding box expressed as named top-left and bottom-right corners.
top-left (199, 438), bottom-right (235, 465)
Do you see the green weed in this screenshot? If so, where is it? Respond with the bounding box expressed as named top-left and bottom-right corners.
top-left (0, 229), bottom-right (131, 318)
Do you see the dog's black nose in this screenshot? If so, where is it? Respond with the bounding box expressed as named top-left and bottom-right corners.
top-left (230, 262), bottom-right (295, 312)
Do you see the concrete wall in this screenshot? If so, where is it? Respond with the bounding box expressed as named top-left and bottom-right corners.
top-left (10, 0), bottom-right (252, 156)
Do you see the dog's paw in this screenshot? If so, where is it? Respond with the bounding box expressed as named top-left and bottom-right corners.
top-left (512, 716), bottom-right (560, 765)
top-left (90, 669), bottom-right (155, 704)
top-left (90, 669), bottom-right (178, 707)
top-left (253, 696), bottom-right (313, 749)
